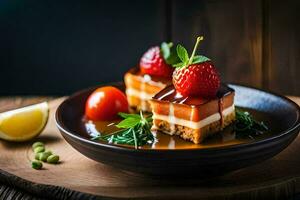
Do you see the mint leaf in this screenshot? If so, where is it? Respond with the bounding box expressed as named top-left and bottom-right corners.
top-left (176, 45), bottom-right (189, 64)
top-left (166, 47), bottom-right (181, 65)
top-left (161, 42), bottom-right (170, 60)
top-left (161, 42), bottom-right (180, 65)
top-left (118, 112), bottom-right (141, 119)
top-left (173, 62), bottom-right (186, 68)
top-left (116, 117), bottom-right (140, 128)
top-left (192, 55), bottom-right (210, 64)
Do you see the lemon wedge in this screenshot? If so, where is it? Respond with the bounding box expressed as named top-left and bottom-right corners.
top-left (0, 102), bottom-right (49, 142)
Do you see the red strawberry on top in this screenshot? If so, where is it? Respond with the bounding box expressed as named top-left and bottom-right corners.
top-left (140, 43), bottom-right (179, 78)
top-left (173, 62), bottom-right (220, 97)
top-left (172, 36), bottom-right (220, 98)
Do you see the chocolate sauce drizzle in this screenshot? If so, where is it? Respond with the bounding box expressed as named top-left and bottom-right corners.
top-left (153, 84), bottom-right (234, 106)
top-left (218, 98), bottom-right (224, 126)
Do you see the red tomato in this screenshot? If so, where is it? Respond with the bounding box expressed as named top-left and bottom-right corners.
top-left (85, 86), bottom-right (128, 120)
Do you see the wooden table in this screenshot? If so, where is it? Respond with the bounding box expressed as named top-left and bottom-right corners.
top-left (0, 96), bottom-right (300, 200)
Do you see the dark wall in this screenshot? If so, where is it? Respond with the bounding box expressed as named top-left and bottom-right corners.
top-left (0, 0), bottom-right (167, 95)
top-left (0, 0), bottom-right (299, 96)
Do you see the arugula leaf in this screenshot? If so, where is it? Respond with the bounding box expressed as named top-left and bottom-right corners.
top-left (192, 55), bottom-right (211, 64)
top-left (176, 45), bottom-right (189, 64)
top-left (234, 109), bottom-right (268, 139)
top-left (118, 112), bottom-right (141, 119)
top-left (93, 111), bottom-right (155, 149)
top-left (116, 117), bottom-right (140, 128)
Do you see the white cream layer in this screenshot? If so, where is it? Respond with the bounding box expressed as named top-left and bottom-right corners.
top-left (125, 73), bottom-right (167, 111)
top-left (135, 74), bottom-right (167, 88)
top-left (126, 88), bottom-right (157, 110)
top-left (153, 104), bottom-right (235, 131)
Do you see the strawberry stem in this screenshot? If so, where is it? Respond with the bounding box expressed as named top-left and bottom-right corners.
top-left (188, 36), bottom-right (204, 65)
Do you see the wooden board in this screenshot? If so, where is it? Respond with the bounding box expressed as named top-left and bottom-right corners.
top-left (0, 96), bottom-right (300, 199)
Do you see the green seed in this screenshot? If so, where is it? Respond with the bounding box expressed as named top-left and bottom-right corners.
top-left (47, 155), bottom-right (59, 164)
top-left (35, 152), bottom-right (42, 160)
top-left (34, 146), bottom-right (45, 154)
top-left (39, 151), bottom-right (52, 162)
top-left (32, 142), bottom-right (44, 150)
top-left (31, 161), bottom-right (43, 170)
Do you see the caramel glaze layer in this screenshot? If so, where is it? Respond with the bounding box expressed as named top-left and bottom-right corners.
top-left (150, 84), bottom-right (235, 122)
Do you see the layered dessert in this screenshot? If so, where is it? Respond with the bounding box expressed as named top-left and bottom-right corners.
top-left (124, 42), bottom-right (179, 112)
top-left (150, 85), bottom-right (235, 144)
top-left (124, 68), bottom-right (171, 112)
top-left (150, 36), bottom-right (236, 143)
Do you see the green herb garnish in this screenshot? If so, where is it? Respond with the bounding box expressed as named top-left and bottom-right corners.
top-left (161, 42), bottom-right (181, 65)
top-left (234, 109), bottom-right (268, 139)
top-left (92, 112), bottom-right (155, 149)
top-left (173, 36), bottom-right (211, 68)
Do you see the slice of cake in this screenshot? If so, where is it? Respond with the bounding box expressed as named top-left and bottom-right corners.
top-left (149, 36), bottom-right (236, 143)
top-left (124, 42), bottom-right (179, 112)
top-left (124, 67), bottom-right (171, 112)
top-left (149, 84), bottom-right (235, 144)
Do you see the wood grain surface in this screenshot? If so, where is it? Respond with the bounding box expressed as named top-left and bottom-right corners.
top-left (0, 96), bottom-right (300, 200)
top-left (171, 0), bottom-right (263, 88)
top-left (169, 0), bottom-right (300, 96)
top-left (265, 0), bottom-right (300, 95)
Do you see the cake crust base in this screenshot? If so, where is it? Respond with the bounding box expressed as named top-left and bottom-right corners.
top-left (127, 96), bottom-right (152, 113)
top-left (152, 111), bottom-right (236, 144)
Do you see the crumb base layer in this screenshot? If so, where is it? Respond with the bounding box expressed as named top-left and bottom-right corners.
top-left (152, 111), bottom-right (236, 144)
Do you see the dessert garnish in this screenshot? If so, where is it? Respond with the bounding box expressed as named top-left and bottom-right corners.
top-left (172, 36), bottom-right (220, 97)
top-left (234, 109), bottom-right (268, 139)
top-left (140, 42), bottom-right (180, 77)
top-left (85, 86), bottom-right (128, 120)
top-left (92, 112), bottom-right (155, 149)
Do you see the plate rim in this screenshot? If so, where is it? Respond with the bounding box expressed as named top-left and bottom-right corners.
top-left (55, 82), bottom-right (300, 153)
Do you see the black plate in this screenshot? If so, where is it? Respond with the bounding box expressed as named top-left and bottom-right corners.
top-left (55, 83), bottom-right (300, 176)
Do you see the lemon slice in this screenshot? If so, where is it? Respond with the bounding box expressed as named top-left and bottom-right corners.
top-left (0, 102), bottom-right (49, 142)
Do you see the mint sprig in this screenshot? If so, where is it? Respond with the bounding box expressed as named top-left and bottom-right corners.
top-left (160, 42), bottom-right (180, 65)
top-left (176, 44), bottom-right (189, 64)
top-left (92, 112), bottom-right (155, 149)
top-left (173, 36), bottom-right (211, 68)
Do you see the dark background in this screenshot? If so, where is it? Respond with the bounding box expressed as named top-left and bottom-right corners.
top-left (0, 0), bottom-right (299, 96)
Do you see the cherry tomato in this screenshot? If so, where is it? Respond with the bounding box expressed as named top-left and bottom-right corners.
top-left (85, 86), bottom-right (128, 120)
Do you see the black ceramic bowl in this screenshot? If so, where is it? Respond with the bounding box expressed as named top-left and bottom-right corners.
top-left (55, 83), bottom-right (300, 176)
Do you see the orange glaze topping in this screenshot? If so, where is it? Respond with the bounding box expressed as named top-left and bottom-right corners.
top-left (150, 84), bottom-right (235, 122)
top-left (124, 67), bottom-right (171, 94)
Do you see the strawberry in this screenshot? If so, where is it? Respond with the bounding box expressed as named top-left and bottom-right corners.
top-left (172, 36), bottom-right (220, 97)
top-left (140, 42), bottom-right (179, 78)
